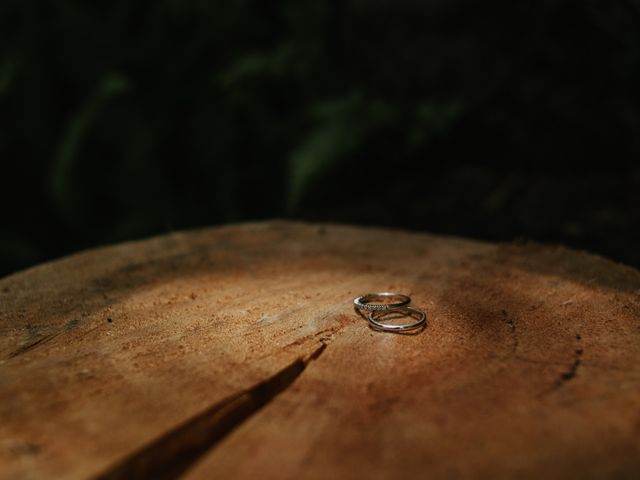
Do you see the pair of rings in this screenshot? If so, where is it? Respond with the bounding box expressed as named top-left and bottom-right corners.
top-left (353, 292), bottom-right (426, 332)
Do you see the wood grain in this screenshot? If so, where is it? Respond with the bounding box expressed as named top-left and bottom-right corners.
top-left (1, 221), bottom-right (639, 479)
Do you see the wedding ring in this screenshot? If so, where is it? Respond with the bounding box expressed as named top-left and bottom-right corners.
top-left (353, 292), bottom-right (411, 311)
top-left (368, 306), bottom-right (426, 331)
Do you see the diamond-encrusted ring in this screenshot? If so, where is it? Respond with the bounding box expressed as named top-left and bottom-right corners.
top-left (353, 292), bottom-right (411, 311)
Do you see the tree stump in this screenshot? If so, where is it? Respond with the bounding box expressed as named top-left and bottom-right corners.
top-left (1, 221), bottom-right (639, 479)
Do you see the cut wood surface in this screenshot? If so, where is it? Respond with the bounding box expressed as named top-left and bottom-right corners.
top-left (1, 221), bottom-right (640, 479)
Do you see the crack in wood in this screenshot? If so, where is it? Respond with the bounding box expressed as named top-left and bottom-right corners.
top-left (7, 332), bottom-right (61, 359)
top-left (559, 355), bottom-right (582, 382)
top-left (555, 335), bottom-right (583, 386)
top-left (93, 341), bottom-right (328, 480)
top-left (538, 334), bottom-right (584, 397)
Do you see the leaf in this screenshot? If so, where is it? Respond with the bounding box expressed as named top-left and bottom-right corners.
top-left (287, 93), bottom-right (397, 210)
top-left (0, 55), bottom-right (16, 99)
top-left (219, 44), bottom-right (295, 88)
top-left (50, 73), bottom-right (131, 218)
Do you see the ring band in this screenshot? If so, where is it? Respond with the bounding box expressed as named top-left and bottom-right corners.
top-left (353, 292), bottom-right (411, 311)
top-left (368, 306), bottom-right (426, 331)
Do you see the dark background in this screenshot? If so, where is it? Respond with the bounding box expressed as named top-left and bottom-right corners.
top-left (1, 0), bottom-right (639, 277)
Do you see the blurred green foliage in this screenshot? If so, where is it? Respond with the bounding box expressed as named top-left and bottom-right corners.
top-left (1, 0), bottom-right (640, 276)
